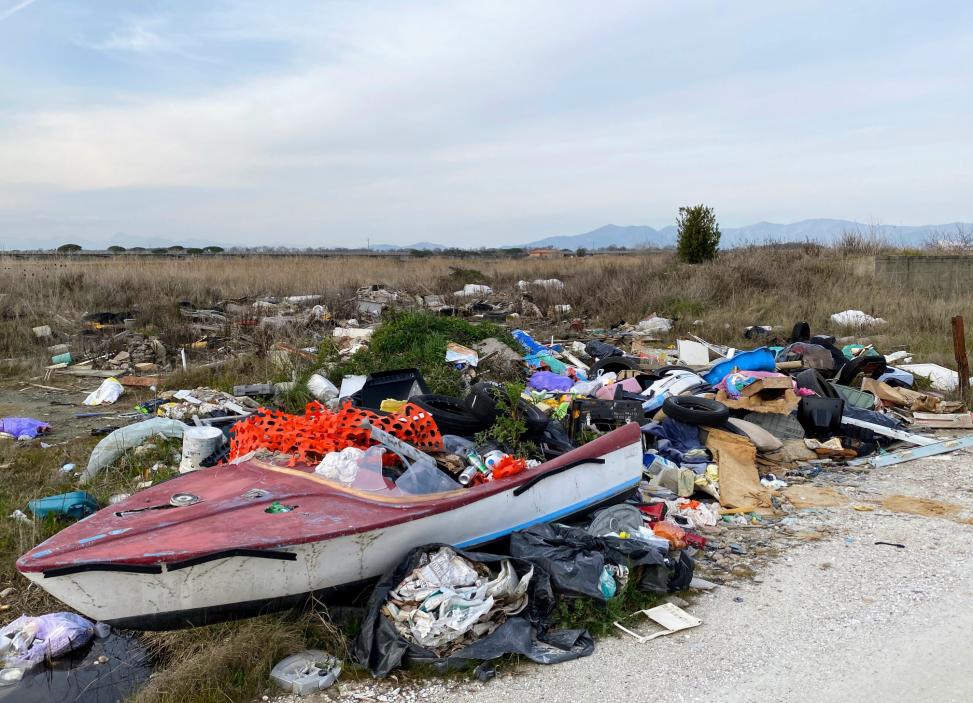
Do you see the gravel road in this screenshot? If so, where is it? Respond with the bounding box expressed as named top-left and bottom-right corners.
top-left (278, 446), bottom-right (973, 703)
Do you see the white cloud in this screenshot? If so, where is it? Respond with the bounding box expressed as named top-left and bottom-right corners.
top-left (0, 1), bottom-right (970, 246)
top-left (0, 0), bottom-right (38, 23)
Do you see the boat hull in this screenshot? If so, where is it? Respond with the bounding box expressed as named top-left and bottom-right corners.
top-left (19, 426), bottom-right (643, 629)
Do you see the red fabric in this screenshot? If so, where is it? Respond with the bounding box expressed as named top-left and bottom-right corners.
top-left (229, 401), bottom-right (442, 466)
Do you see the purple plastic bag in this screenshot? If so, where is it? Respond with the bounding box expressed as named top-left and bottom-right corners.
top-left (0, 612), bottom-right (94, 666)
top-left (0, 417), bottom-right (51, 440)
top-left (527, 371), bottom-right (574, 393)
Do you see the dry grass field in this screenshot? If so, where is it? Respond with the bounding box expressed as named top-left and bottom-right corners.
top-left (0, 246), bottom-right (965, 369)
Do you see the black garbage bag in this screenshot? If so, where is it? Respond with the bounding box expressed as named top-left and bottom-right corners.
top-left (351, 544), bottom-right (593, 677)
top-left (509, 523), bottom-right (692, 601)
top-left (585, 340), bottom-right (623, 360)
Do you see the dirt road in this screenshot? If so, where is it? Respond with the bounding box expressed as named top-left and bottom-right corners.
top-left (300, 447), bottom-right (973, 703)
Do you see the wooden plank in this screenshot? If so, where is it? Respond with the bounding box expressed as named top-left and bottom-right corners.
top-left (55, 369), bottom-right (117, 378)
top-left (951, 316), bottom-right (970, 398)
top-left (912, 412), bottom-right (973, 429)
top-left (119, 375), bottom-right (161, 388)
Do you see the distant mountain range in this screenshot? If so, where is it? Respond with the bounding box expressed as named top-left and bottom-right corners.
top-left (524, 219), bottom-right (973, 250)
top-left (6, 218), bottom-right (971, 252)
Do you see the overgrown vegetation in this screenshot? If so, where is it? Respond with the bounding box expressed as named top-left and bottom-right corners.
top-left (328, 311), bottom-right (518, 396)
top-left (474, 382), bottom-right (540, 459)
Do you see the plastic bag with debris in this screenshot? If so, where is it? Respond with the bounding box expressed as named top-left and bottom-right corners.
top-left (353, 544), bottom-right (593, 677)
top-left (383, 547), bottom-right (531, 652)
top-left (0, 612), bottom-right (94, 667)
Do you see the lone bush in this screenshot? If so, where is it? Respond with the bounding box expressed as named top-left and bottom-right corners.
top-left (677, 204), bottom-right (720, 263)
top-left (56, 243), bottom-right (82, 253)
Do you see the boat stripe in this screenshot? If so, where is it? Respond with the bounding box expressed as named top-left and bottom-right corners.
top-left (452, 478), bottom-right (640, 548)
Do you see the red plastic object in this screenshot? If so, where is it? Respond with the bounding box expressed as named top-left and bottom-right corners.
top-left (637, 503), bottom-right (667, 522)
top-left (683, 531), bottom-right (708, 549)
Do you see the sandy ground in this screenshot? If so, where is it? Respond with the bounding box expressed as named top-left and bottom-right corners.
top-left (282, 443), bottom-right (973, 703)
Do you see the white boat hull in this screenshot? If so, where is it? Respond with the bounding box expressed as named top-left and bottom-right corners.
top-left (22, 438), bottom-right (642, 628)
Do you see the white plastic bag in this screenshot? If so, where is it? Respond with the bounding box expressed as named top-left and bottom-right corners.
top-left (83, 378), bottom-right (124, 406)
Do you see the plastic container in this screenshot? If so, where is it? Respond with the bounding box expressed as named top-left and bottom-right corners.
top-left (270, 650), bottom-right (341, 695)
top-left (27, 491), bottom-right (99, 520)
top-left (51, 352), bottom-right (72, 365)
top-left (179, 426), bottom-right (224, 473)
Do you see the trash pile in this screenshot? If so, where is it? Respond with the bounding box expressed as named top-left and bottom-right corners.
top-left (9, 272), bottom-right (973, 698)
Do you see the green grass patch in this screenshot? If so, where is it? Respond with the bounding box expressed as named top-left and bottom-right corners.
top-left (136, 606), bottom-right (351, 703)
top-left (554, 579), bottom-right (668, 637)
top-left (328, 311), bottom-right (518, 396)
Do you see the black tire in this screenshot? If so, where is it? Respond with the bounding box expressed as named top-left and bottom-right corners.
top-left (520, 399), bottom-right (550, 438)
top-left (410, 394), bottom-right (491, 436)
top-left (464, 382), bottom-right (502, 424)
top-left (464, 382), bottom-right (550, 437)
top-left (663, 395), bottom-right (730, 426)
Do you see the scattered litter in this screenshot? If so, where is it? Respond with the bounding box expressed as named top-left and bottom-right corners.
top-left (0, 418), bottom-right (51, 440)
top-left (83, 377), bottom-right (125, 406)
top-left (27, 491), bottom-right (99, 520)
top-left (614, 603), bottom-right (701, 643)
top-left (830, 310), bottom-right (887, 327)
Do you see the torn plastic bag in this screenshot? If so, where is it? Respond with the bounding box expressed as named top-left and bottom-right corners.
top-left (82, 418), bottom-right (190, 483)
top-left (0, 612), bottom-right (94, 667)
top-left (509, 523), bottom-right (690, 601)
top-left (352, 544), bottom-right (593, 677)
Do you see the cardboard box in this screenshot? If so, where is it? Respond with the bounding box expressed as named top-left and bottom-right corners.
top-left (716, 387), bottom-right (799, 414)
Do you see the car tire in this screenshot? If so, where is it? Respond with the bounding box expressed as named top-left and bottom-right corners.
top-left (464, 382), bottom-right (550, 437)
top-left (662, 395), bottom-right (730, 426)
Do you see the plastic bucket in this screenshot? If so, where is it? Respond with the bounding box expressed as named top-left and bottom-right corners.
top-left (179, 426), bottom-right (224, 473)
top-left (51, 352), bottom-right (73, 365)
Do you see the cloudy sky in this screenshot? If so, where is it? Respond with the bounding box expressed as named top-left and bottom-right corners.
top-left (1, 1), bottom-right (971, 249)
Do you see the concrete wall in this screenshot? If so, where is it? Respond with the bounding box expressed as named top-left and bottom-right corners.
top-left (876, 255), bottom-right (973, 292)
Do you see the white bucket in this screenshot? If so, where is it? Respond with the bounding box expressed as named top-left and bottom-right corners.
top-left (179, 426), bottom-right (224, 473)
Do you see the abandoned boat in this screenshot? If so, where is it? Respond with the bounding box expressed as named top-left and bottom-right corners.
top-left (18, 423), bottom-right (643, 629)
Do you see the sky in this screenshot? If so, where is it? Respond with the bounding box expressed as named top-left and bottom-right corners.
top-left (0, 0), bottom-right (971, 249)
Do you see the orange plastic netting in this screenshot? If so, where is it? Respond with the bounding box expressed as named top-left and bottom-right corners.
top-left (229, 401), bottom-right (443, 466)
